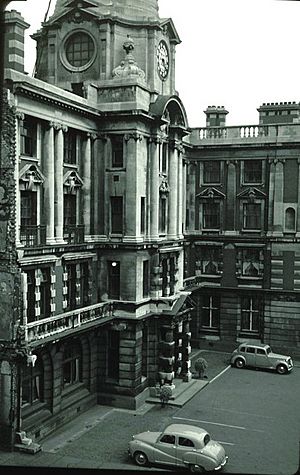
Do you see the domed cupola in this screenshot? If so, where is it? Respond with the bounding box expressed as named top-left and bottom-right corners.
top-left (51, 0), bottom-right (159, 23)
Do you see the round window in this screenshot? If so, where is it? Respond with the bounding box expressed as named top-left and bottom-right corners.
top-left (65, 32), bottom-right (95, 68)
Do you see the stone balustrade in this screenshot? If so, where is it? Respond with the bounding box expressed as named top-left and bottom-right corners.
top-left (190, 123), bottom-right (300, 145)
top-left (26, 301), bottom-right (113, 343)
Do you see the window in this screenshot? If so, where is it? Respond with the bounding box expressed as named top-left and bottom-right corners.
top-left (243, 203), bottom-right (261, 230)
top-left (20, 116), bottom-right (37, 157)
top-left (169, 256), bottom-right (176, 296)
top-left (256, 348), bottom-right (266, 355)
top-left (203, 161), bottom-right (220, 184)
top-left (198, 246), bottom-right (222, 275)
top-left (285, 208), bottom-right (296, 232)
top-left (179, 437), bottom-right (194, 448)
top-left (107, 330), bottom-right (119, 379)
top-left (21, 191), bottom-right (37, 227)
top-left (246, 346), bottom-right (256, 354)
top-left (241, 297), bottom-right (260, 332)
top-left (64, 129), bottom-right (77, 164)
top-left (240, 346), bottom-right (246, 353)
top-left (240, 248), bottom-right (261, 277)
top-left (65, 32), bottom-right (94, 68)
top-left (26, 270), bottom-right (36, 323)
top-left (203, 202), bottom-right (220, 229)
top-left (159, 196), bottom-right (167, 234)
top-left (161, 143), bottom-right (168, 173)
top-left (80, 261), bottom-right (90, 307)
top-left (64, 194), bottom-right (77, 226)
top-left (111, 196), bottom-right (123, 234)
top-left (141, 197), bottom-right (146, 234)
top-left (202, 295), bottom-right (220, 329)
top-left (39, 268), bottom-right (51, 319)
top-left (162, 258), bottom-right (168, 297)
top-left (111, 136), bottom-right (123, 168)
top-left (66, 263), bottom-right (77, 310)
top-left (63, 340), bottom-right (82, 387)
top-left (142, 260), bottom-right (149, 298)
top-left (160, 435), bottom-right (175, 444)
top-left (243, 160), bottom-right (262, 183)
top-left (108, 261), bottom-right (120, 299)
top-left (22, 356), bottom-right (43, 406)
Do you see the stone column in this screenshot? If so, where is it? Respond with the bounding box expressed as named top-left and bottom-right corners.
top-left (182, 159), bottom-right (187, 234)
top-left (273, 159), bottom-right (284, 235)
top-left (158, 324), bottom-right (175, 386)
top-left (15, 112), bottom-right (24, 246)
top-left (181, 318), bottom-right (192, 382)
top-left (168, 140), bottom-right (178, 239)
top-left (82, 133), bottom-right (95, 240)
top-left (124, 133), bottom-right (143, 242)
top-left (225, 160), bottom-right (237, 234)
top-left (177, 144), bottom-right (184, 238)
top-left (149, 137), bottom-right (160, 240)
top-left (44, 122), bottom-right (55, 244)
top-left (53, 123), bottom-right (67, 244)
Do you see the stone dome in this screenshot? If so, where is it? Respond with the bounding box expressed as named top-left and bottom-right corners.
top-left (51, 0), bottom-right (159, 22)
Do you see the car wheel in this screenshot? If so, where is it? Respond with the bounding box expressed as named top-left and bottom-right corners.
top-left (190, 464), bottom-right (204, 473)
top-left (235, 358), bottom-right (245, 369)
top-left (276, 364), bottom-right (287, 375)
top-left (134, 451), bottom-right (149, 467)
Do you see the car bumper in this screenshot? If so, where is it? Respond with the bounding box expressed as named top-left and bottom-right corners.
top-left (214, 455), bottom-right (228, 471)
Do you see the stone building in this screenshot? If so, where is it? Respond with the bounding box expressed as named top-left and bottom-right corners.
top-left (0, 0), bottom-right (300, 451)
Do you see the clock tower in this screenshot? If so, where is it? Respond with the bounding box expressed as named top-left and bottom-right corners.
top-left (33, 0), bottom-right (181, 96)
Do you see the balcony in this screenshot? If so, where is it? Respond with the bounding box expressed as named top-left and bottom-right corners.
top-left (63, 225), bottom-right (85, 244)
top-left (25, 301), bottom-right (113, 343)
top-left (19, 226), bottom-right (46, 247)
top-left (189, 123), bottom-right (300, 146)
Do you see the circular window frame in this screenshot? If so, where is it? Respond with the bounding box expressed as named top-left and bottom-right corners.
top-left (60, 30), bottom-right (97, 73)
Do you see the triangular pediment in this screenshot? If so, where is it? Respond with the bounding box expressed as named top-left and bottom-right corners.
top-left (19, 164), bottom-right (45, 189)
top-left (65, 0), bottom-right (98, 8)
top-left (160, 18), bottom-right (181, 44)
top-left (63, 170), bottom-right (83, 193)
top-left (237, 187), bottom-right (266, 199)
top-left (196, 187), bottom-right (226, 199)
top-left (46, 4), bottom-right (99, 26)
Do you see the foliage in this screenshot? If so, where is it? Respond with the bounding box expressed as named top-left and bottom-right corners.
top-left (159, 384), bottom-right (172, 407)
top-left (194, 357), bottom-right (208, 378)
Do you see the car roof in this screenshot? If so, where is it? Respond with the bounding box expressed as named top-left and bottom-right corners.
top-left (239, 342), bottom-right (270, 349)
top-left (163, 424), bottom-right (208, 438)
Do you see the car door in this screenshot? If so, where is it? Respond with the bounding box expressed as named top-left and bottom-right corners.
top-left (245, 346), bottom-right (256, 366)
top-left (255, 347), bottom-right (269, 368)
top-left (176, 436), bottom-right (197, 467)
top-left (154, 433), bottom-right (177, 466)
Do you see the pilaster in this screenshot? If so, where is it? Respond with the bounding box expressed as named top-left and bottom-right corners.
top-left (44, 122), bottom-right (55, 244)
top-left (168, 140), bottom-right (179, 239)
top-left (53, 122), bottom-right (67, 244)
top-left (273, 159), bottom-right (285, 236)
top-left (83, 133), bottom-right (96, 241)
top-left (15, 111), bottom-right (24, 246)
top-left (149, 136), bottom-right (160, 240)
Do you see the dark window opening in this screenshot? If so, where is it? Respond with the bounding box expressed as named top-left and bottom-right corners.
top-left (64, 194), bottom-right (77, 226)
top-left (65, 32), bottom-right (94, 68)
top-left (111, 136), bottom-right (124, 168)
top-left (108, 261), bottom-right (120, 300)
top-left (64, 129), bottom-right (77, 164)
top-left (203, 161), bottom-right (220, 184)
top-left (107, 330), bottom-right (119, 379)
top-left (159, 196), bottom-right (167, 234)
top-left (111, 196), bottom-right (123, 234)
top-left (244, 160), bottom-right (262, 183)
top-left (22, 357), bottom-right (43, 406)
top-left (202, 295), bottom-right (220, 329)
top-left (20, 116), bottom-right (37, 157)
top-left (243, 203), bottom-right (261, 230)
top-left (141, 197), bottom-right (146, 234)
top-left (143, 260), bottom-right (149, 298)
top-left (162, 259), bottom-right (168, 297)
top-left (71, 82), bottom-right (84, 97)
top-left (63, 340), bottom-right (82, 387)
top-left (241, 296), bottom-right (260, 332)
top-left (39, 268), bottom-right (51, 319)
top-left (203, 202), bottom-right (220, 229)
top-left (21, 191), bottom-right (37, 227)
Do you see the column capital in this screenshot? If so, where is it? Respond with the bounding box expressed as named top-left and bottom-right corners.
top-left (15, 110), bottom-right (25, 121)
top-left (148, 135), bottom-right (162, 145)
top-left (226, 159), bottom-right (238, 166)
top-left (124, 133), bottom-right (143, 142)
top-left (50, 121), bottom-right (68, 132)
top-left (169, 139), bottom-right (184, 153)
top-left (87, 132), bottom-right (98, 141)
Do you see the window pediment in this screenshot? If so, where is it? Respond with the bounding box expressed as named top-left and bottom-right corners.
top-left (63, 170), bottom-right (83, 194)
top-left (19, 164), bottom-right (45, 190)
top-left (196, 187), bottom-right (225, 199)
top-left (237, 187), bottom-right (266, 200)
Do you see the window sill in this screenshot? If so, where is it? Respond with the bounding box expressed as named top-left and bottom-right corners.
top-left (64, 163), bottom-right (77, 168)
top-left (62, 381), bottom-right (85, 397)
top-left (241, 229), bottom-right (262, 233)
top-left (237, 276), bottom-right (262, 280)
top-left (21, 400), bottom-right (48, 418)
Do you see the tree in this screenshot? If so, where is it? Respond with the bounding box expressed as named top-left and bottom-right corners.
top-left (194, 357), bottom-right (208, 379)
top-left (159, 385), bottom-right (172, 408)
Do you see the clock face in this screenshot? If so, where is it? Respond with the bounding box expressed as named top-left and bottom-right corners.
top-left (157, 41), bottom-right (169, 80)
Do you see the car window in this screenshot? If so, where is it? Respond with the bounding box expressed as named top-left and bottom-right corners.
top-left (266, 346), bottom-right (271, 354)
top-left (160, 434), bottom-right (175, 444)
top-left (178, 437), bottom-right (194, 448)
top-left (203, 434), bottom-right (210, 446)
top-left (240, 346), bottom-right (246, 352)
top-left (246, 347), bottom-right (255, 353)
top-left (256, 348), bottom-right (266, 355)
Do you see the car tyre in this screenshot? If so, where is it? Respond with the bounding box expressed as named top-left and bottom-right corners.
top-left (234, 358), bottom-right (245, 369)
top-left (190, 464), bottom-right (204, 473)
top-left (134, 451), bottom-right (149, 467)
top-left (276, 364), bottom-right (287, 375)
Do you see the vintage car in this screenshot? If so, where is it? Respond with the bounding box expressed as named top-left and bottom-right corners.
top-left (128, 423), bottom-right (228, 472)
top-left (230, 342), bottom-right (293, 374)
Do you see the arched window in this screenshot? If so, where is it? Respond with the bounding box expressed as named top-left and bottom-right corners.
top-left (285, 207), bottom-right (296, 232)
top-left (62, 340), bottom-right (82, 387)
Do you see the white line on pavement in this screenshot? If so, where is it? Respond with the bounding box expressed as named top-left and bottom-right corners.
top-left (217, 441), bottom-right (235, 446)
top-left (173, 416), bottom-right (264, 433)
top-left (209, 365), bottom-right (231, 384)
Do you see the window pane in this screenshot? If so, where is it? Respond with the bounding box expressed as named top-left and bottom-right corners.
top-left (111, 197), bottom-right (123, 234)
top-left (243, 203), bottom-right (261, 229)
top-left (203, 202), bottom-right (220, 229)
top-left (244, 161), bottom-right (262, 183)
top-left (203, 162), bottom-right (220, 183)
top-left (66, 33), bottom-right (94, 67)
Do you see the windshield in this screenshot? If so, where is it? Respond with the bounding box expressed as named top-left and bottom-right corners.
top-left (203, 434), bottom-right (210, 446)
top-left (266, 346), bottom-right (271, 354)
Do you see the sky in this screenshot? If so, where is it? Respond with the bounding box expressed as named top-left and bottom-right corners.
top-left (6, 0), bottom-right (300, 127)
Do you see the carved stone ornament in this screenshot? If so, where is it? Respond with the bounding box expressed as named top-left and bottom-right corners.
top-left (197, 187), bottom-right (226, 200)
top-left (63, 170), bottom-right (83, 194)
top-left (159, 175), bottom-right (170, 194)
top-left (112, 35), bottom-right (146, 80)
top-left (237, 187), bottom-right (266, 200)
top-left (19, 164), bottom-right (45, 191)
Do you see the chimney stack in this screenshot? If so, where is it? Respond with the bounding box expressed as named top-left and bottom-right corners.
top-left (204, 105), bottom-right (228, 127)
top-left (4, 10), bottom-right (29, 73)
